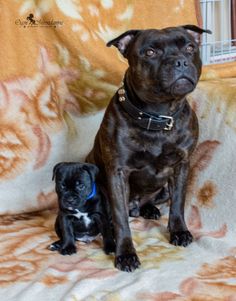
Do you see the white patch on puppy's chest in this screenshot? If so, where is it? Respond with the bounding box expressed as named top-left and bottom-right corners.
top-left (73, 210), bottom-right (91, 227)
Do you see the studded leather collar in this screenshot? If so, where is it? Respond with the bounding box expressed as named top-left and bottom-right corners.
top-left (117, 86), bottom-right (186, 131)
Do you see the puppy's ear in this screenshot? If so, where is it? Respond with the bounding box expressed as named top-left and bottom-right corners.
top-left (107, 30), bottom-right (141, 57)
top-left (82, 163), bottom-right (99, 182)
top-left (182, 24), bottom-right (212, 44)
top-left (52, 162), bottom-right (65, 181)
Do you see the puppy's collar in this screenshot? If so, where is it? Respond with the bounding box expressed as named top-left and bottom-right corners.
top-left (86, 183), bottom-right (96, 200)
top-left (117, 85), bottom-right (186, 131)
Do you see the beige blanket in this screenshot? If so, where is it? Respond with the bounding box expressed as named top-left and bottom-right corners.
top-left (1, 1), bottom-right (236, 300)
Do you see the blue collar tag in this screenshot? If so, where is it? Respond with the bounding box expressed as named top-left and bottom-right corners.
top-left (86, 183), bottom-right (96, 200)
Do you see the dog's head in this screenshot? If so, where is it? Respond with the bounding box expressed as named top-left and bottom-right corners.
top-left (52, 162), bottom-right (99, 211)
top-left (107, 25), bottom-right (211, 102)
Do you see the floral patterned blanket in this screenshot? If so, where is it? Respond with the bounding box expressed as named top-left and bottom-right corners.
top-left (1, 1), bottom-right (236, 300)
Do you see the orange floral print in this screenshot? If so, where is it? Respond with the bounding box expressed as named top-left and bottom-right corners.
top-left (187, 205), bottom-right (227, 240)
top-left (0, 0), bottom-right (236, 300)
top-left (187, 140), bottom-right (220, 200)
top-left (0, 118), bottom-right (36, 180)
top-left (197, 180), bottom-right (217, 208)
top-left (0, 47), bottom-right (79, 180)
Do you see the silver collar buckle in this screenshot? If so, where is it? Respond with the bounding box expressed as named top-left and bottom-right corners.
top-left (159, 115), bottom-right (174, 131)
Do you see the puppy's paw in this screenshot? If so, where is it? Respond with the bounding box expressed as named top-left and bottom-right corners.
top-left (60, 244), bottom-right (77, 255)
top-left (115, 253), bottom-right (141, 272)
top-left (103, 239), bottom-right (116, 255)
top-left (170, 230), bottom-right (193, 247)
top-left (48, 240), bottom-right (61, 251)
top-left (140, 204), bottom-right (161, 220)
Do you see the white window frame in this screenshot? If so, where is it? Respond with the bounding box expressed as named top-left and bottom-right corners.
top-left (200, 0), bottom-right (236, 64)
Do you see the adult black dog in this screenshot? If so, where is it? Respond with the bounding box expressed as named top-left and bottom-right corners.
top-left (49, 162), bottom-right (115, 255)
top-left (86, 25), bottom-right (211, 272)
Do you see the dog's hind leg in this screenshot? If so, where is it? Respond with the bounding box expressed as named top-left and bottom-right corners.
top-left (139, 184), bottom-right (170, 220)
top-left (153, 185), bottom-right (170, 205)
top-left (140, 203), bottom-right (161, 220)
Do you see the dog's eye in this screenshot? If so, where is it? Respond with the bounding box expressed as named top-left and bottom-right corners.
top-left (145, 49), bottom-right (155, 57)
top-left (77, 183), bottom-right (85, 191)
top-left (186, 44), bottom-right (194, 53)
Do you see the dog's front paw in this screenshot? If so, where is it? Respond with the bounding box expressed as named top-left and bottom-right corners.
top-left (60, 244), bottom-right (77, 255)
top-left (48, 240), bottom-right (62, 251)
top-left (103, 239), bottom-right (116, 255)
top-left (140, 204), bottom-right (161, 220)
top-left (115, 253), bottom-right (141, 272)
top-left (170, 230), bottom-right (193, 247)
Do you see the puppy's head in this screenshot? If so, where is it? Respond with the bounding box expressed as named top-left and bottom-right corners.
top-left (107, 25), bottom-right (211, 102)
top-left (52, 162), bottom-right (99, 211)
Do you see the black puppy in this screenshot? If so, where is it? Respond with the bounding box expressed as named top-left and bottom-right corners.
top-left (49, 162), bottom-right (115, 255)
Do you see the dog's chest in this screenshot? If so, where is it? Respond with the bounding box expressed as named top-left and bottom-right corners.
top-left (127, 140), bottom-right (185, 194)
top-left (71, 210), bottom-right (99, 243)
top-left (126, 127), bottom-right (190, 170)
top-left (72, 210), bottom-right (92, 227)
top-left (126, 130), bottom-right (163, 155)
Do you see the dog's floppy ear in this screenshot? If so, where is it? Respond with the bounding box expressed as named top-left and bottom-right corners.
top-left (107, 30), bottom-right (141, 57)
top-left (82, 163), bottom-right (99, 182)
top-left (52, 162), bottom-right (65, 181)
top-left (182, 24), bottom-right (212, 44)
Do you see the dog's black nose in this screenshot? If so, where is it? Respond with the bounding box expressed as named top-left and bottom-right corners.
top-left (67, 197), bottom-right (76, 205)
top-left (175, 58), bottom-right (188, 70)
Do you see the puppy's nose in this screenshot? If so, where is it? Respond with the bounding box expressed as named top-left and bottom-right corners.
top-left (67, 197), bottom-right (75, 204)
top-left (175, 58), bottom-right (188, 70)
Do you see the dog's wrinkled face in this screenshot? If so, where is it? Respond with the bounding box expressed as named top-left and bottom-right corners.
top-left (52, 163), bottom-right (99, 211)
top-left (107, 25), bottom-right (211, 102)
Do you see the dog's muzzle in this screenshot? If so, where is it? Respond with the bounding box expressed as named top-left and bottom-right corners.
top-left (170, 77), bottom-right (195, 96)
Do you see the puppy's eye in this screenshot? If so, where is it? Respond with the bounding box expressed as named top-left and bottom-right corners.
top-left (77, 183), bottom-right (85, 191)
top-left (145, 49), bottom-right (155, 57)
top-left (186, 44), bottom-right (194, 53)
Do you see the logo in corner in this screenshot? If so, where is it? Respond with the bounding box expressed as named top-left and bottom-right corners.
top-left (26, 14), bottom-right (36, 25)
top-left (15, 13), bottom-right (64, 28)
